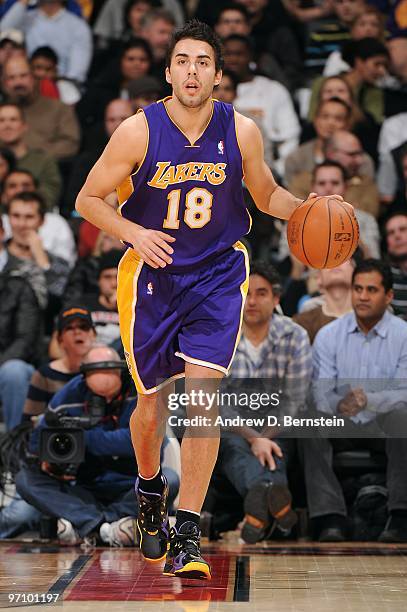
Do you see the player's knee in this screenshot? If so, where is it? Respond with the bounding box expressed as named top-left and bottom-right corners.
top-left (132, 393), bottom-right (163, 431)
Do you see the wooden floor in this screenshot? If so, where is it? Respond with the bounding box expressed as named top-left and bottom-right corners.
top-left (1, 535), bottom-right (407, 611)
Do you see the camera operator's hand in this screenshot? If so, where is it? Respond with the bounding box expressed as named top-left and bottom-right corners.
top-left (41, 461), bottom-right (76, 481)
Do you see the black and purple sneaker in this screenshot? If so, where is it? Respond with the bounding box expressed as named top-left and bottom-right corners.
top-left (135, 475), bottom-right (170, 561)
top-left (163, 522), bottom-right (211, 580)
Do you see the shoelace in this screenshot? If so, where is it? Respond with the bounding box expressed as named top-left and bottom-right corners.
top-left (173, 531), bottom-right (200, 557)
top-left (139, 496), bottom-right (165, 532)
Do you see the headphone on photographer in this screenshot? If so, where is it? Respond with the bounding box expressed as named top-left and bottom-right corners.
top-left (79, 360), bottom-right (128, 374)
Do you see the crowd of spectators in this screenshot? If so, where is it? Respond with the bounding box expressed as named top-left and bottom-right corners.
top-left (0, 0), bottom-right (407, 545)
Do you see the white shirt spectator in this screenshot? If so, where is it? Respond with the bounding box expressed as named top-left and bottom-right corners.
top-left (234, 75), bottom-right (300, 172)
top-left (2, 212), bottom-right (77, 269)
top-left (1, 3), bottom-right (93, 82)
top-left (323, 51), bottom-right (350, 77)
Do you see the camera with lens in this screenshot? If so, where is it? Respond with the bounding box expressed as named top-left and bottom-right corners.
top-left (38, 359), bottom-right (128, 472)
top-left (38, 395), bottom-right (107, 467)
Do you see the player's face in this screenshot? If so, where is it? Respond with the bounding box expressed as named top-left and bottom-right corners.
top-left (312, 167), bottom-right (346, 197)
top-left (166, 39), bottom-right (222, 109)
top-left (385, 215), bottom-right (407, 258)
top-left (244, 274), bottom-right (279, 326)
top-left (352, 271), bottom-right (393, 322)
top-left (314, 102), bottom-right (349, 139)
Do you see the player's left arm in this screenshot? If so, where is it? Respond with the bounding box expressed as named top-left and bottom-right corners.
top-left (236, 112), bottom-right (303, 220)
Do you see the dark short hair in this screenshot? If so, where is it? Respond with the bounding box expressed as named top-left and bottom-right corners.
top-left (166, 19), bottom-right (224, 72)
top-left (250, 260), bottom-right (282, 296)
top-left (98, 249), bottom-right (123, 276)
top-left (223, 33), bottom-right (254, 54)
top-left (312, 160), bottom-right (348, 183)
top-left (216, 3), bottom-right (250, 24)
top-left (121, 36), bottom-right (153, 65)
top-left (0, 146), bottom-right (16, 174)
top-left (4, 168), bottom-right (37, 188)
top-left (384, 209), bottom-right (407, 234)
top-left (8, 190), bottom-right (47, 219)
top-left (352, 258), bottom-right (393, 292)
top-left (30, 45), bottom-right (58, 64)
top-left (316, 96), bottom-right (352, 120)
top-left (344, 37), bottom-right (389, 67)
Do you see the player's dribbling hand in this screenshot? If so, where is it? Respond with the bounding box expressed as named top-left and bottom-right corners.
top-left (128, 228), bottom-right (176, 268)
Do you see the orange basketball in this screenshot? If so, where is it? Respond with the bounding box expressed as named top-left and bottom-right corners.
top-left (287, 196), bottom-right (359, 269)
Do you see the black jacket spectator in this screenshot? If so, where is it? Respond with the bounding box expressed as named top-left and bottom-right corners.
top-left (0, 261), bottom-right (42, 365)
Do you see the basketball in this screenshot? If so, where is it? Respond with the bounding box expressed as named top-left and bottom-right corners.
top-left (287, 196), bottom-right (359, 269)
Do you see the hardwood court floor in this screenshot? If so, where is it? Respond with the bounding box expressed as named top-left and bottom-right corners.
top-left (1, 535), bottom-right (407, 612)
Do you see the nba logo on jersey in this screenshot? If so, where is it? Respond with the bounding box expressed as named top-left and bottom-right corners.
top-left (218, 140), bottom-right (225, 155)
top-left (147, 282), bottom-right (154, 295)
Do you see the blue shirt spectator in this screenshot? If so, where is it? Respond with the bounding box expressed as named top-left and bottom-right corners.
top-left (1, 0), bottom-right (92, 82)
top-left (313, 309), bottom-right (407, 424)
top-left (1, 0), bottom-right (82, 19)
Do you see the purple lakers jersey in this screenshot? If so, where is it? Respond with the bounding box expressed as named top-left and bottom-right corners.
top-left (117, 98), bottom-right (251, 272)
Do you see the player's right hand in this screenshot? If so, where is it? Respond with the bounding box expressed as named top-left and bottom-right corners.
top-left (128, 228), bottom-right (176, 268)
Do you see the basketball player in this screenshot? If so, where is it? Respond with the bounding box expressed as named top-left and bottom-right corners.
top-left (76, 21), bottom-right (322, 579)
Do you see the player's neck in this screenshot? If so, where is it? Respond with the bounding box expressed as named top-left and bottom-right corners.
top-left (165, 96), bottom-right (214, 143)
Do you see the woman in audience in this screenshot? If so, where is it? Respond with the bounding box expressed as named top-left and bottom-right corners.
top-left (122, 0), bottom-right (154, 41)
top-left (77, 37), bottom-right (153, 131)
top-left (306, 75), bottom-right (381, 163)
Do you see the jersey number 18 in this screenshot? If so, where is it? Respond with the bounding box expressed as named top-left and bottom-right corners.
top-left (163, 187), bottom-right (213, 230)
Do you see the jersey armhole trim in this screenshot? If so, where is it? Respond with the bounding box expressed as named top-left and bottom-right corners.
top-left (233, 109), bottom-right (245, 180)
top-left (131, 108), bottom-right (150, 178)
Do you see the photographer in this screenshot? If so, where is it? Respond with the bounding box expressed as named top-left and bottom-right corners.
top-left (15, 344), bottom-right (179, 546)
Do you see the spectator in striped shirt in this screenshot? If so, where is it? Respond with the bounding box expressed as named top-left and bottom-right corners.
top-left (0, 305), bottom-right (96, 540)
top-left (384, 211), bottom-right (407, 319)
